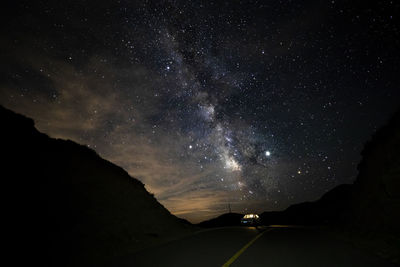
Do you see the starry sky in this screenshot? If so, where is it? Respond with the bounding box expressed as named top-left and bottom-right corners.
top-left (1, 0), bottom-right (399, 223)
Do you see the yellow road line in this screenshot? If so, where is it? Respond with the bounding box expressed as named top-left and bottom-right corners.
top-left (222, 228), bottom-right (272, 267)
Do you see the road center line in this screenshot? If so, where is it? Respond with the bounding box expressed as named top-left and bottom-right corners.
top-left (222, 228), bottom-right (273, 267)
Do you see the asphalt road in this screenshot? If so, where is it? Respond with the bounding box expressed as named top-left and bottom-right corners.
top-left (110, 226), bottom-right (396, 267)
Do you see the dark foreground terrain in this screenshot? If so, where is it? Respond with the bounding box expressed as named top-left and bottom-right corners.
top-left (110, 226), bottom-right (397, 267)
top-left (1, 106), bottom-right (194, 266)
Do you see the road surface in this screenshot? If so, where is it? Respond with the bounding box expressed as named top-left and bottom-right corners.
top-left (109, 226), bottom-right (396, 267)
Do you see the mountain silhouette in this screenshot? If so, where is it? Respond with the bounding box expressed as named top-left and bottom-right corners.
top-left (259, 183), bottom-right (353, 226)
top-left (198, 213), bottom-right (244, 228)
top-left (1, 105), bottom-right (193, 266)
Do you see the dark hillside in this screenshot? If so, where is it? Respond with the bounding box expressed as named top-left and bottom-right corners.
top-left (1, 106), bottom-right (193, 266)
top-left (350, 110), bottom-right (400, 236)
top-left (198, 213), bottom-right (244, 228)
top-left (260, 184), bottom-right (353, 225)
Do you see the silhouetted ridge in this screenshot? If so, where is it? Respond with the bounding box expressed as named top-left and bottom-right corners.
top-left (260, 184), bottom-right (353, 225)
top-left (1, 105), bottom-right (193, 266)
top-left (198, 213), bottom-right (244, 228)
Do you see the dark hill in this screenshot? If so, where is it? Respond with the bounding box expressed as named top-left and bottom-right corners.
top-left (198, 213), bottom-right (244, 228)
top-left (260, 184), bottom-right (353, 225)
top-left (199, 183), bottom-right (353, 227)
top-left (1, 106), bottom-right (194, 266)
top-left (350, 109), bottom-right (400, 236)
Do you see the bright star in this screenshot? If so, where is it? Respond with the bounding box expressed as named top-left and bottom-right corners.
top-left (265, 151), bottom-right (271, 157)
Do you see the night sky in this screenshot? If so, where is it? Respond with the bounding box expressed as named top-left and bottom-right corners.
top-left (1, 1), bottom-right (399, 223)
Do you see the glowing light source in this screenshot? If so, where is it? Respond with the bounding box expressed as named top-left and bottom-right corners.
top-left (265, 151), bottom-right (271, 157)
top-left (243, 214), bottom-right (259, 219)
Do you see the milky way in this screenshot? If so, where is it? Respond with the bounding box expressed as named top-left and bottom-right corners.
top-left (1, 1), bottom-right (399, 222)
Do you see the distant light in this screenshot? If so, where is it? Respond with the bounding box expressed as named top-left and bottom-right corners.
top-left (243, 214), bottom-right (259, 219)
top-left (297, 170), bottom-right (301, 174)
top-left (265, 151), bottom-right (271, 157)
top-left (189, 145), bottom-right (192, 149)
